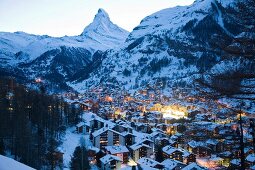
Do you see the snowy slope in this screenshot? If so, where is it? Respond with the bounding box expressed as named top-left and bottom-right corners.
top-left (0, 8), bottom-right (129, 91)
top-left (71, 0), bottom-right (255, 106)
top-left (81, 8), bottom-right (129, 48)
top-left (0, 155), bottom-right (35, 170)
top-left (72, 0), bottom-right (236, 91)
top-left (127, 0), bottom-right (235, 41)
top-left (0, 8), bottom-right (129, 66)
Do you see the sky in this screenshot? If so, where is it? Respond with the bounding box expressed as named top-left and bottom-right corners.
top-left (0, 0), bottom-right (195, 37)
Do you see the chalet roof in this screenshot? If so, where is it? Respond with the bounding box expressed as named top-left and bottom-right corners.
top-left (162, 146), bottom-right (180, 155)
top-left (230, 159), bottom-right (240, 165)
top-left (246, 154), bottom-right (255, 163)
top-left (100, 154), bottom-right (122, 164)
top-left (206, 139), bottom-right (219, 145)
top-left (130, 143), bottom-right (151, 151)
top-left (137, 157), bottom-right (163, 169)
top-left (161, 159), bottom-right (186, 169)
top-left (76, 122), bottom-right (85, 127)
top-left (119, 131), bottom-right (135, 137)
top-left (105, 145), bottom-right (129, 154)
top-left (188, 140), bottom-right (207, 148)
top-left (92, 127), bottom-right (109, 137)
top-left (179, 148), bottom-right (192, 158)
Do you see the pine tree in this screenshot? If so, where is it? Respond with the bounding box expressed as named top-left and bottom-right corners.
top-left (70, 146), bottom-right (90, 170)
top-left (0, 139), bottom-right (4, 155)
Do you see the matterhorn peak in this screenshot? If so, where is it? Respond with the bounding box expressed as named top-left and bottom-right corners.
top-left (80, 8), bottom-right (129, 43)
top-left (96, 8), bottom-right (110, 19)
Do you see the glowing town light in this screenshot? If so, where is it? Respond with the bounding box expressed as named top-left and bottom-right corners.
top-left (35, 78), bottom-right (42, 83)
top-left (162, 109), bottom-right (186, 119)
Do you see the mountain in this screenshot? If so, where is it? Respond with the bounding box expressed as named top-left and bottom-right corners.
top-left (0, 9), bottom-right (129, 91)
top-left (81, 8), bottom-right (129, 47)
top-left (72, 0), bottom-right (255, 109)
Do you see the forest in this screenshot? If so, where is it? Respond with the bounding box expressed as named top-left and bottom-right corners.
top-left (0, 77), bottom-right (82, 169)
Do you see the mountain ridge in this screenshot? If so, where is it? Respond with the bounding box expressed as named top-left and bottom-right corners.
top-left (71, 0), bottom-right (255, 112)
top-left (0, 8), bottom-right (129, 91)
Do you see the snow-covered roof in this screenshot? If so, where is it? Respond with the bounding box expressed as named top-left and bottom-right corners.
top-left (161, 159), bottom-right (186, 169)
top-left (130, 143), bottom-right (151, 151)
top-left (0, 155), bottom-right (35, 170)
top-left (76, 122), bottom-right (85, 127)
top-left (246, 154), bottom-right (255, 163)
top-left (119, 131), bottom-right (135, 137)
top-left (162, 145), bottom-right (179, 155)
top-left (92, 127), bottom-right (109, 137)
top-left (206, 139), bottom-right (219, 145)
top-left (100, 154), bottom-right (122, 164)
top-left (137, 157), bottom-right (163, 168)
top-left (188, 140), bottom-right (207, 148)
top-left (105, 145), bottom-right (129, 154)
top-left (230, 159), bottom-right (240, 165)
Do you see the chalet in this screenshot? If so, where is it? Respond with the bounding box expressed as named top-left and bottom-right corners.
top-left (137, 157), bottom-right (165, 170)
top-left (169, 139), bottom-right (178, 148)
top-left (114, 123), bottom-right (133, 133)
top-left (155, 137), bottom-right (170, 147)
top-left (82, 112), bottom-right (106, 131)
top-left (187, 140), bottom-right (212, 158)
top-left (107, 129), bottom-right (120, 146)
top-left (162, 145), bottom-right (183, 162)
top-left (87, 146), bottom-right (100, 164)
top-left (206, 139), bottom-right (224, 153)
top-left (171, 133), bottom-right (185, 146)
top-left (119, 132), bottom-right (136, 146)
top-left (92, 127), bottom-right (108, 149)
top-left (229, 159), bottom-right (240, 169)
top-left (105, 145), bottom-right (129, 163)
top-left (150, 130), bottom-right (167, 143)
top-left (135, 123), bottom-right (149, 133)
top-left (92, 127), bottom-right (120, 149)
top-left (180, 149), bottom-right (196, 164)
top-left (76, 122), bottom-right (85, 134)
top-left (100, 154), bottom-right (122, 170)
top-left (130, 143), bottom-right (153, 162)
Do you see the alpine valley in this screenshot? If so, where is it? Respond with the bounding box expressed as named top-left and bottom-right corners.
top-left (1, 0), bottom-right (254, 101)
top-left (1, 0), bottom-right (255, 169)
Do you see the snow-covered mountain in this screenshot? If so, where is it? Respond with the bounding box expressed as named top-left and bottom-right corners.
top-left (72, 0), bottom-right (255, 103)
top-left (0, 8), bottom-right (129, 90)
top-left (81, 8), bottom-right (129, 47)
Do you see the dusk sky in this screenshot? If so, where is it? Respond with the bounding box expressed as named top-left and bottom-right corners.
top-left (0, 0), bottom-right (195, 37)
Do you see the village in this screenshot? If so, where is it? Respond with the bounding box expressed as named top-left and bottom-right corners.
top-left (59, 82), bottom-right (255, 170)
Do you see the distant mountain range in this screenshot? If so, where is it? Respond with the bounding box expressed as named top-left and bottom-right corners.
top-left (70, 0), bottom-right (254, 112)
top-left (0, 8), bottom-right (129, 90)
top-left (1, 0), bottom-right (254, 106)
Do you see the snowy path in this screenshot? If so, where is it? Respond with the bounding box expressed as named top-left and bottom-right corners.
top-left (58, 127), bottom-right (92, 169)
